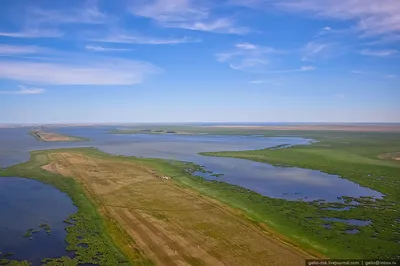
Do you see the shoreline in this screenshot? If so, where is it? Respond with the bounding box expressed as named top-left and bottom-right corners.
top-left (29, 130), bottom-right (88, 142)
top-left (1, 137), bottom-right (399, 264)
top-left (1, 148), bottom-right (321, 265)
top-left (203, 125), bottom-right (400, 132)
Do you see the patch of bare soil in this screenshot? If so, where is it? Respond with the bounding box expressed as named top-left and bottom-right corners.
top-left (34, 131), bottom-right (73, 141)
top-left (379, 152), bottom-right (400, 161)
top-left (43, 152), bottom-right (313, 266)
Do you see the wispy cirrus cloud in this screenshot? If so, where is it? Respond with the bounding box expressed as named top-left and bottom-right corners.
top-left (130, 0), bottom-right (250, 34)
top-left (0, 58), bottom-right (161, 85)
top-left (232, 0), bottom-right (400, 39)
top-left (301, 25), bottom-right (351, 61)
top-left (359, 49), bottom-right (398, 57)
top-left (216, 43), bottom-right (278, 72)
top-left (351, 69), bottom-right (397, 79)
top-left (0, 45), bottom-right (46, 56)
top-left (266, 66), bottom-right (315, 74)
top-left (279, 0), bottom-right (400, 38)
top-left (85, 45), bottom-right (132, 52)
top-left (250, 79), bottom-right (282, 85)
top-left (93, 33), bottom-right (200, 45)
top-left (0, 29), bottom-right (62, 38)
top-left (351, 70), bottom-right (364, 74)
top-left (0, 85), bottom-right (45, 95)
top-left (302, 41), bottom-right (331, 61)
top-left (29, 1), bottom-right (110, 25)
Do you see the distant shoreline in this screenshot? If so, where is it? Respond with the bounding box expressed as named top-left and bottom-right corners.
top-left (29, 130), bottom-right (88, 142)
top-left (204, 124), bottom-right (400, 132)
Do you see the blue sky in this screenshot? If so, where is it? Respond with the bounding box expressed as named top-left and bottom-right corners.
top-left (0, 0), bottom-right (399, 123)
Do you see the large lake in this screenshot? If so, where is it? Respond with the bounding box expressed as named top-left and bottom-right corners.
top-left (0, 126), bottom-right (383, 202)
top-left (0, 126), bottom-right (384, 263)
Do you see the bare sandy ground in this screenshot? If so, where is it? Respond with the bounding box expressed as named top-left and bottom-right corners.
top-left (32, 131), bottom-right (75, 142)
top-left (379, 152), bottom-right (400, 161)
top-left (206, 124), bottom-right (400, 132)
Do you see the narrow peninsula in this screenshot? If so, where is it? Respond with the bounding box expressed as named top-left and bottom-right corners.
top-left (30, 130), bottom-right (88, 142)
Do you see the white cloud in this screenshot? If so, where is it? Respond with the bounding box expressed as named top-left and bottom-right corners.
top-left (0, 45), bottom-right (45, 56)
top-left (0, 59), bottom-right (161, 85)
top-left (85, 45), bottom-right (131, 52)
top-left (276, 0), bottom-right (400, 38)
top-left (0, 85), bottom-right (45, 95)
top-left (302, 41), bottom-right (329, 61)
top-left (265, 66), bottom-right (315, 74)
top-left (351, 70), bottom-right (363, 74)
top-left (216, 43), bottom-right (278, 72)
top-left (30, 1), bottom-right (110, 25)
top-left (233, 0), bottom-right (400, 39)
top-left (300, 66), bottom-right (315, 71)
top-left (130, 0), bottom-right (249, 34)
top-left (359, 49), bottom-right (398, 57)
top-left (302, 38), bottom-right (347, 61)
top-left (0, 29), bottom-right (62, 38)
top-left (250, 80), bottom-right (267, 84)
top-left (313, 26), bottom-right (338, 38)
top-left (351, 70), bottom-right (397, 79)
top-left (250, 79), bottom-right (282, 85)
top-left (94, 33), bottom-right (200, 45)
top-left (131, 0), bottom-right (207, 22)
top-left (163, 18), bottom-right (251, 34)
top-left (236, 43), bottom-right (257, 50)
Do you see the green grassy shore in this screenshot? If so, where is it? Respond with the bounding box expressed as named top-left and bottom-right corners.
top-left (199, 130), bottom-right (400, 259)
top-left (1, 130), bottom-right (400, 264)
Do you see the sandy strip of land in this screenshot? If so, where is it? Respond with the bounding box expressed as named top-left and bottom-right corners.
top-left (31, 131), bottom-right (81, 142)
top-left (206, 125), bottom-right (400, 132)
top-left (42, 152), bottom-right (313, 266)
top-left (379, 152), bottom-right (400, 161)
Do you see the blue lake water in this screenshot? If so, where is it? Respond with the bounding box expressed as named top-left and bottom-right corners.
top-left (0, 177), bottom-right (77, 265)
top-left (0, 126), bottom-right (383, 202)
top-left (0, 126), bottom-right (385, 263)
top-left (322, 218), bottom-right (372, 226)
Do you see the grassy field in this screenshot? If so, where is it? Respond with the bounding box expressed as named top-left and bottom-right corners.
top-left (199, 130), bottom-right (400, 259)
top-left (2, 129), bottom-right (400, 264)
top-left (0, 148), bottom-right (311, 266)
top-left (29, 130), bottom-right (88, 142)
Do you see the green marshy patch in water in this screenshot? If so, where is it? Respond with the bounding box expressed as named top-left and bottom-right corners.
top-left (22, 223), bottom-right (52, 240)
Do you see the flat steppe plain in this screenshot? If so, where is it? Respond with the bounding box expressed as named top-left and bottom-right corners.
top-left (206, 124), bottom-right (400, 132)
top-left (42, 150), bottom-right (313, 266)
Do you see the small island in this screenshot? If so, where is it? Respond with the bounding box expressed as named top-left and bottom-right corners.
top-left (111, 129), bottom-right (193, 135)
top-left (30, 130), bottom-right (88, 142)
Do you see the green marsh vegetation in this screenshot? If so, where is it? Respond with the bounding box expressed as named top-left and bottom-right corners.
top-left (199, 130), bottom-right (400, 259)
top-left (1, 128), bottom-right (400, 263)
top-left (0, 252), bottom-right (29, 266)
top-left (73, 143), bottom-right (399, 259)
top-left (22, 228), bottom-right (40, 238)
top-left (0, 150), bottom-right (151, 266)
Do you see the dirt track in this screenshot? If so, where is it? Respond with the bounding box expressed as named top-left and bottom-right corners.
top-left (43, 152), bottom-right (311, 266)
